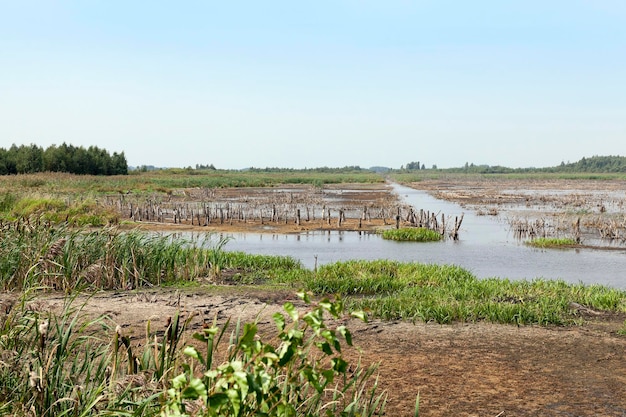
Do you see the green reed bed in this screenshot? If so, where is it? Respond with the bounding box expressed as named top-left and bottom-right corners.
top-left (275, 260), bottom-right (626, 325)
top-left (0, 222), bottom-right (215, 291)
top-left (0, 220), bottom-right (306, 291)
top-left (526, 237), bottom-right (579, 248)
top-left (381, 227), bottom-right (442, 242)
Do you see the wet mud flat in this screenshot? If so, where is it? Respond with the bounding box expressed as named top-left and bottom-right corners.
top-left (406, 176), bottom-right (626, 248)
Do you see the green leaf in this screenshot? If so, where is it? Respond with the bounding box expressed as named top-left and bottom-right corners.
top-left (332, 357), bottom-right (348, 373)
top-left (284, 302), bottom-right (299, 322)
top-left (316, 341), bottom-right (333, 355)
top-left (351, 310), bottom-right (368, 322)
top-left (207, 392), bottom-right (230, 409)
top-left (296, 291), bottom-right (311, 303)
top-left (171, 373), bottom-right (188, 390)
top-left (240, 323), bottom-right (258, 349)
top-left (338, 325), bottom-right (352, 346)
top-left (319, 298), bottom-right (332, 312)
top-left (278, 341), bottom-right (295, 366)
top-left (273, 312), bottom-right (286, 332)
top-left (183, 346), bottom-right (202, 361)
top-left (226, 388), bottom-right (242, 416)
top-left (181, 377), bottom-right (207, 400)
top-left (277, 402), bottom-right (297, 417)
top-left (303, 311), bottom-right (322, 330)
top-left (234, 370), bottom-right (249, 398)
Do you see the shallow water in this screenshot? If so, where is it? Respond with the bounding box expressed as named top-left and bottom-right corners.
top-left (181, 183), bottom-right (626, 289)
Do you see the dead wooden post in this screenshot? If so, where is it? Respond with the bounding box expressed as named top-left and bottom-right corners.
top-left (441, 213), bottom-right (445, 235)
top-left (452, 213), bottom-right (464, 240)
top-left (296, 209), bottom-right (301, 225)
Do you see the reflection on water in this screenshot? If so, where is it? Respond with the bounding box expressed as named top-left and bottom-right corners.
top-left (173, 183), bottom-right (626, 289)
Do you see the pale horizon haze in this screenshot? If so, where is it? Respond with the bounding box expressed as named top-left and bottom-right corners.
top-left (1, 1), bottom-right (625, 170)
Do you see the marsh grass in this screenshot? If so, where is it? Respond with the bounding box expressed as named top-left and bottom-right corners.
top-left (0, 222), bottom-right (212, 290)
top-left (273, 260), bottom-right (626, 325)
top-left (3, 221), bottom-right (624, 326)
top-left (381, 227), bottom-right (442, 242)
top-left (526, 237), bottom-right (579, 248)
top-left (0, 192), bottom-right (119, 226)
top-left (0, 221), bottom-right (305, 291)
top-left (0, 171), bottom-right (383, 197)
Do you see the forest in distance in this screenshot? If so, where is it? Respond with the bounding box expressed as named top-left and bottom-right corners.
top-left (0, 143), bottom-right (128, 176)
top-left (2, 142), bottom-right (626, 176)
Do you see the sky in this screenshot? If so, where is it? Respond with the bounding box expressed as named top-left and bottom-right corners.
top-left (1, 1), bottom-right (625, 170)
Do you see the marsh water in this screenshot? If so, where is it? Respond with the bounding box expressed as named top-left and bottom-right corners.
top-left (186, 183), bottom-right (626, 288)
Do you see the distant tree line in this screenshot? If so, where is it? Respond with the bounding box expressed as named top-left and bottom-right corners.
top-left (400, 161), bottom-right (437, 171)
top-left (553, 156), bottom-right (626, 173)
top-left (0, 143), bottom-right (128, 175)
top-left (442, 155), bottom-right (626, 174)
top-left (195, 163), bottom-right (217, 170)
top-left (246, 165), bottom-right (366, 173)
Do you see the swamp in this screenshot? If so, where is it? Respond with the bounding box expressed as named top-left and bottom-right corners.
top-left (1, 170), bottom-right (626, 416)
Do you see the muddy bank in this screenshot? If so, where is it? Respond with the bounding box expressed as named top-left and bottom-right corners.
top-left (8, 287), bottom-right (625, 416)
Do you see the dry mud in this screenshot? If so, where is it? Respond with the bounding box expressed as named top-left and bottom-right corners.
top-left (20, 287), bottom-right (626, 417)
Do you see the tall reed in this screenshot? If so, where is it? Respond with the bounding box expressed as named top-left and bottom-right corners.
top-left (0, 221), bottom-right (222, 291)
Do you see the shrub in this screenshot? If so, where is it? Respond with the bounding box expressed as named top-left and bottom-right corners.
top-left (162, 293), bottom-right (386, 417)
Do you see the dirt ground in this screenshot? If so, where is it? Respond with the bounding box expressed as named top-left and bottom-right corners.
top-left (28, 287), bottom-right (626, 417)
top-left (9, 177), bottom-right (626, 416)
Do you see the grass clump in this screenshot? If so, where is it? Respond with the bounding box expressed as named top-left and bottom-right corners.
top-left (274, 260), bottom-right (626, 325)
top-left (381, 227), bottom-right (442, 242)
top-left (526, 237), bottom-right (579, 248)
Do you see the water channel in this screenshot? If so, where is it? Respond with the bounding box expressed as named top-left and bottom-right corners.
top-left (190, 183), bottom-right (626, 289)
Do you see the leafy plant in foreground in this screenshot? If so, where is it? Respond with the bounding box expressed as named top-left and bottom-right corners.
top-left (162, 293), bottom-right (387, 417)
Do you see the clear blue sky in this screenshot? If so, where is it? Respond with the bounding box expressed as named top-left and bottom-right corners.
top-left (1, 1), bottom-right (625, 169)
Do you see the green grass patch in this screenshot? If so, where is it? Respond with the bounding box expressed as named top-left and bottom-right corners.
top-left (526, 237), bottom-right (578, 248)
top-left (271, 260), bottom-right (626, 325)
top-left (381, 227), bottom-right (442, 242)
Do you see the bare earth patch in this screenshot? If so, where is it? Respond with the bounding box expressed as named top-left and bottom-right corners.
top-left (13, 286), bottom-right (626, 417)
